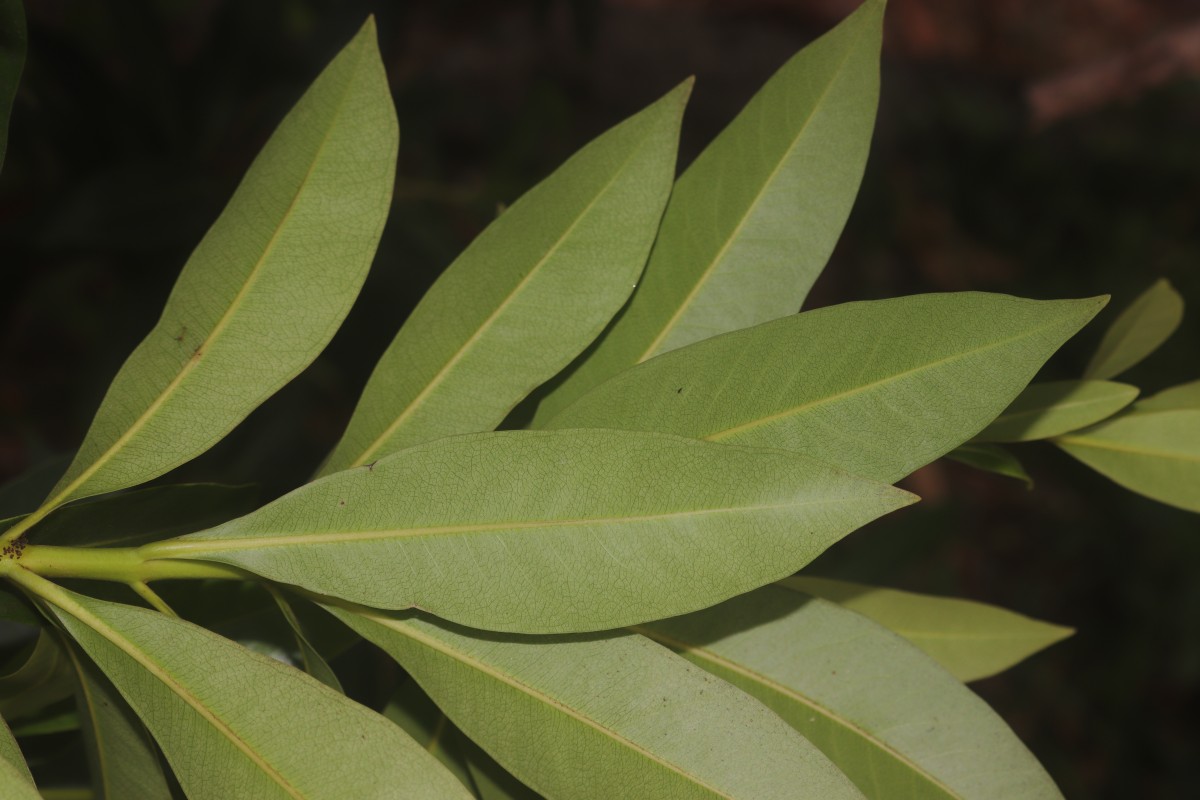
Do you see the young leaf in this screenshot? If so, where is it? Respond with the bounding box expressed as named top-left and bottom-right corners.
top-left (1134, 379), bottom-right (1200, 412)
top-left (335, 608), bottom-right (867, 800)
top-left (636, 586), bottom-right (1064, 799)
top-left (530, 0), bottom-right (885, 424)
top-left (784, 577), bottom-right (1073, 682)
top-left (549, 293), bottom-right (1107, 483)
top-left (972, 380), bottom-right (1138, 442)
top-left (0, 716), bottom-right (39, 800)
top-left (147, 429), bottom-right (913, 634)
top-left (945, 443), bottom-right (1032, 487)
top-left (1055, 409), bottom-right (1200, 513)
top-left (1083, 278), bottom-right (1184, 380)
top-left (20, 576), bottom-right (474, 800)
top-left (321, 80), bottom-right (691, 474)
top-left (0, 0), bottom-right (26, 173)
top-left (20, 18), bottom-right (398, 527)
top-left (61, 638), bottom-right (173, 800)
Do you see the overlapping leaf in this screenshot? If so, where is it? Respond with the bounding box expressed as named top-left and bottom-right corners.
top-left (0, 715), bottom-right (38, 800)
top-left (21, 18), bottom-right (398, 526)
top-left (25, 577), bottom-right (472, 800)
top-left (785, 577), bottom-right (1072, 681)
top-left (530, 0), bottom-right (885, 424)
top-left (946, 443), bottom-right (1032, 486)
top-left (549, 293), bottom-right (1106, 483)
top-left (337, 608), bottom-right (866, 800)
top-left (973, 380), bottom-right (1137, 442)
top-left (147, 429), bottom-right (912, 633)
top-left (637, 585), bottom-right (1064, 799)
top-left (321, 81), bottom-right (690, 473)
top-left (1135, 380), bottom-right (1200, 412)
top-left (1084, 278), bottom-right (1183, 380)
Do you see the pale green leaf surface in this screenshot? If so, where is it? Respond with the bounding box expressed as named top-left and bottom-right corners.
top-left (150, 429), bottom-right (912, 633)
top-left (1134, 380), bottom-right (1200, 412)
top-left (384, 680), bottom-right (480, 796)
top-left (322, 81), bottom-right (690, 473)
top-left (1055, 409), bottom-right (1200, 513)
top-left (549, 294), bottom-right (1106, 483)
top-left (637, 585), bottom-right (1063, 799)
top-left (0, 758), bottom-right (39, 800)
top-left (337, 608), bottom-right (866, 800)
top-left (1084, 278), bottom-right (1183, 380)
top-left (0, 0), bottom-right (26, 172)
top-left (39, 584), bottom-right (473, 800)
top-left (39, 18), bottom-right (397, 511)
top-left (945, 444), bottom-right (1032, 487)
top-left (0, 714), bottom-right (34, 785)
top-left (61, 638), bottom-right (172, 800)
top-left (785, 577), bottom-right (1072, 681)
top-left (973, 380), bottom-right (1137, 442)
top-left (530, 0), bottom-right (884, 425)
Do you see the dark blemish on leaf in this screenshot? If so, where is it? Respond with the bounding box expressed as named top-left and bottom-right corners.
top-left (173, 325), bottom-right (188, 343)
top-left (338, 499), bottom-right (346, 507)
top-left (676, 387), bottom-right (683, 394)
top-left (191, 344), bottom-right (204, 359)
top-left (365, 460), bottom-right (378, 472)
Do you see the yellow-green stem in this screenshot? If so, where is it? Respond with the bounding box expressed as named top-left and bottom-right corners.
top-left (3, 544), bottom-right (246, 584)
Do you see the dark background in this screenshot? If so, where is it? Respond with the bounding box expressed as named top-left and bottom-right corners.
top-left (1, 0), bottom-right (1197, 796)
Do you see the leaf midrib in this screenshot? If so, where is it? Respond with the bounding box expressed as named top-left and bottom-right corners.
top-left (1055, 434), bottom-right (1200, 463)
top-left (47, 37), bottom-right (368, 509)
top-left (631, 626), bottom-right (961, 800)
top-left (993, 393), bottom-right (1128, 427)
top-left (369, 614), bottom-right (736, 800)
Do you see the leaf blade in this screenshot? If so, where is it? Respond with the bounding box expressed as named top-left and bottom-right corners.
top-left (529, 0), bottom-right (885, 424)
top-left (1083, 278), bottom-right (1184, 380)
top-left (322, 81), bottom-right (690, 472)
top-left (972, 380), bottom-right (1138, 442)
top-left (150, 429), bottom-right (913, 633)
top-left (945, 443), bottom-right (1032, 487)
top-left (549, 293), bottom-right (1106, 483)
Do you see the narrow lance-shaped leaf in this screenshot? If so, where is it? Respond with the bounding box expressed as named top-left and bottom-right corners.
top-left (785, 577), bottom-right (1073, 682)
top-left (636, 584), bottom-right (1064, 799)
top-left (147, 429), bottom-right (913, 634)
top-left (336, 608), bottom-right (867, 800)
top-left (0, 0), bottom-right (26, 173)
top-left (13, 573), bottom-right (473, 800)
top-left (549, 293), bottom-right (1106, 484)
top-left (268, 589), bottom-right (343, 693)
top-left (529, 0), bottom-right (885, 425)
top-left (1055, 409), bottom-right (1200, 513)
top-left (945, 443), bottom-right (1032, 487)
top-left (0, 714), bottom-right (39, 800)
top-left (59, 636), bottom-right (173, 800)
top-left (973, 380), bottom-right (1138, 443)
top-left (1134, 379), bottom-right (1200, 412)
top-left (321, 81), bottom-right (691, 474)
top-left (22, 18), bottom-right (398, 525)
top-left (1083, 278), bottom-right (1183, 380)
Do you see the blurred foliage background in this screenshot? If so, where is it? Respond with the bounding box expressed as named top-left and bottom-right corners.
top-left (0, 0), bottom-right (1197, 796)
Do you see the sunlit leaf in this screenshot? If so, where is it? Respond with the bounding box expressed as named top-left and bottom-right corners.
top-left (322, 81), bottom-right (690, 473)
top-left (785, 577), bottom-right (1072, 681)
top-left (973, 380), bottom-right (1137, 442)
top-left (148, 429), bottom-right (912, 634)
top-left (1055, 409), bottom-right (1200, 513)
top-left (637, 585), bottom-right (1064, 799)
top-left (1083, 278), bottom-right (1183, 380)
top-left (945, 444), bottom-right (1032, 487)
top-left (30, 18), bottom-right (398, 517)
top-left (337, 608), bottom-right (866, 800)
top-left (549, 294), bottom-right (1106, 483)
top-left (530, 0), bottom-right (885, 424)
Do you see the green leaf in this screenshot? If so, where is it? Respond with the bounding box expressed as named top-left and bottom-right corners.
top-left (1134, 380), bottom-right (1200, 412)
top-left (945, 443), bottom-right (1032, 487)
top-left (336, 608), bottom-right (867, 800)
top-left (384, 680), bottom-right (479, 795)
top-left (549, 293), bottom-right (1107, 483)
top-left (636, 585), bottom-right (1063, 799)
top-left (268, 590), bottom-right (343, 693)
top-left (321, 81), bottom-right (690, 473)
top-left (973, 380), bottom-right (1138, 442)
top-left (0, 631), bottom-right (76, 721)
top-left (60, 638), bottom-right (173, 800)
top-left (10, 708), bottom-right (78, 737)
top-left (0, 0), bottom-right (26, 173)
top-left (0, 715), bottom-right (39, 800)
top-left (33, 18), bottom-right (398, 515)
top-left (149, 429), bottom-right (913, 634)
top-left (1083, 278), bottom-right (1183, 380)
top-left (1055, 409), bottom-right (1200, 513)
top-left (30, 580), bottom-right (474, 800)
top-left (31, 483), bottom-right (258, 548)
top-left (529, 0), bottom-right (885, 425)
top-left (785, 577), bottom-right (1073, 681)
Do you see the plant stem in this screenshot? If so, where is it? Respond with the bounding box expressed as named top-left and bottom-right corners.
top-left (130, 581), bottom-right (179, 617)
top-left (4, 545), bottom-right (246, 584)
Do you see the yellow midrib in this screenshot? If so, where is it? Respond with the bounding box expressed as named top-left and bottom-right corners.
top-left (636, 36), bottom-right (859, 363)
top-left (349, 120), bottom-right (658, 469)
top-left (371, 614), bottom-right (736, 800)
top-left (44, 39), bottom-right (368, 514)
top-left (631, 626), bottom-right (963, 800)
top-left (1055, 434), bottom-right (1200, 463)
